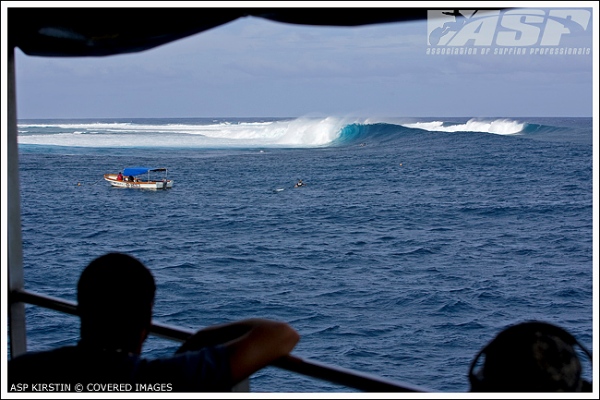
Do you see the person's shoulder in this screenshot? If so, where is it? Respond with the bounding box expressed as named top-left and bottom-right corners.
top-left (9, 346), bottom-right (78, 383)
top-left (10, 346), bottom-right (77, 364)
top-left (10, 346), bottom-right (146, 385)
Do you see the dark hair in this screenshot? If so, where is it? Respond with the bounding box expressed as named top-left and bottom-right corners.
top-left (469, 321), bottom-right (592, 392)
top-left (77, 253), bottom-right (156, 350)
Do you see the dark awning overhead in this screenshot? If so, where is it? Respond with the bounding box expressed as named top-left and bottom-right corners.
top-left (9, 8), bottom-right (474, 57)
top-left (10, 8), bottom-right (245, 57)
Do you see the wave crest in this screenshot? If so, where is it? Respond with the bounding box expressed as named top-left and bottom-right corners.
top-left (403, 118), bottom-right (525, 135)
top-left (18, 117), bottom-right (530, 149)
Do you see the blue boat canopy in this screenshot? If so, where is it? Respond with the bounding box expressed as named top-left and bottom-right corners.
top-left (122, 167), bottom-right (167, 176)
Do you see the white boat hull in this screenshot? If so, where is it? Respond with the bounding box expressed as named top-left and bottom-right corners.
top-left (104, 174), bottom-right (173, 190)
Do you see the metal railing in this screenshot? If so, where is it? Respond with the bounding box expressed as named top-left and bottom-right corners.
top-left (9, 288), bottom-right (432, 393)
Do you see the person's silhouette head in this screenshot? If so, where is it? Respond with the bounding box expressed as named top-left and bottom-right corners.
top-left (469, 321), bottom-right (592, 392)
top-left (77, 252), bottom-right (156, 354)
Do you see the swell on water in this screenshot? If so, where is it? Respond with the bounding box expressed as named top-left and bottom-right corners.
top-left (17, 117), bottom-right (537, 149)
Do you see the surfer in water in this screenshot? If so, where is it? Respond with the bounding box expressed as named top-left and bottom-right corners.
top-left (294, 179), bottom-right (304, 188)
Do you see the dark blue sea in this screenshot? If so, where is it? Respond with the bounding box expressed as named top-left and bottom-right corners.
top-left (14, 116), bottom-right (594, 393)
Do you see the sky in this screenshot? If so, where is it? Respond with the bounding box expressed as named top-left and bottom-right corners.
top-left (2, 2), bottom-right (597, 119)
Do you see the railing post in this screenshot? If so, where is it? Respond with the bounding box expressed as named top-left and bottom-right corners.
top-left (7, 44), bottom-right (27, 358)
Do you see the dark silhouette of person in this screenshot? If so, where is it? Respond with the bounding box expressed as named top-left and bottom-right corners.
top-left (440, 9), bottom-right (468, 34)
top-left (8, 252), bottom-right (300, 392)
top-left (429, 9), bottom-right (476, 45)
top-left (442, 10), bottom-right (465, 25)
top-left (469, 321), bottom-right (593, 392)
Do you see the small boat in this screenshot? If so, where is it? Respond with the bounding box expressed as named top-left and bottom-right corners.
top-left (104, 167), bottom-right (173, 190)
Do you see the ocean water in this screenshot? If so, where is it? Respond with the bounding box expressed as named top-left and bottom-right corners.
top-left (14, 116), bottom-right (593, 393)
